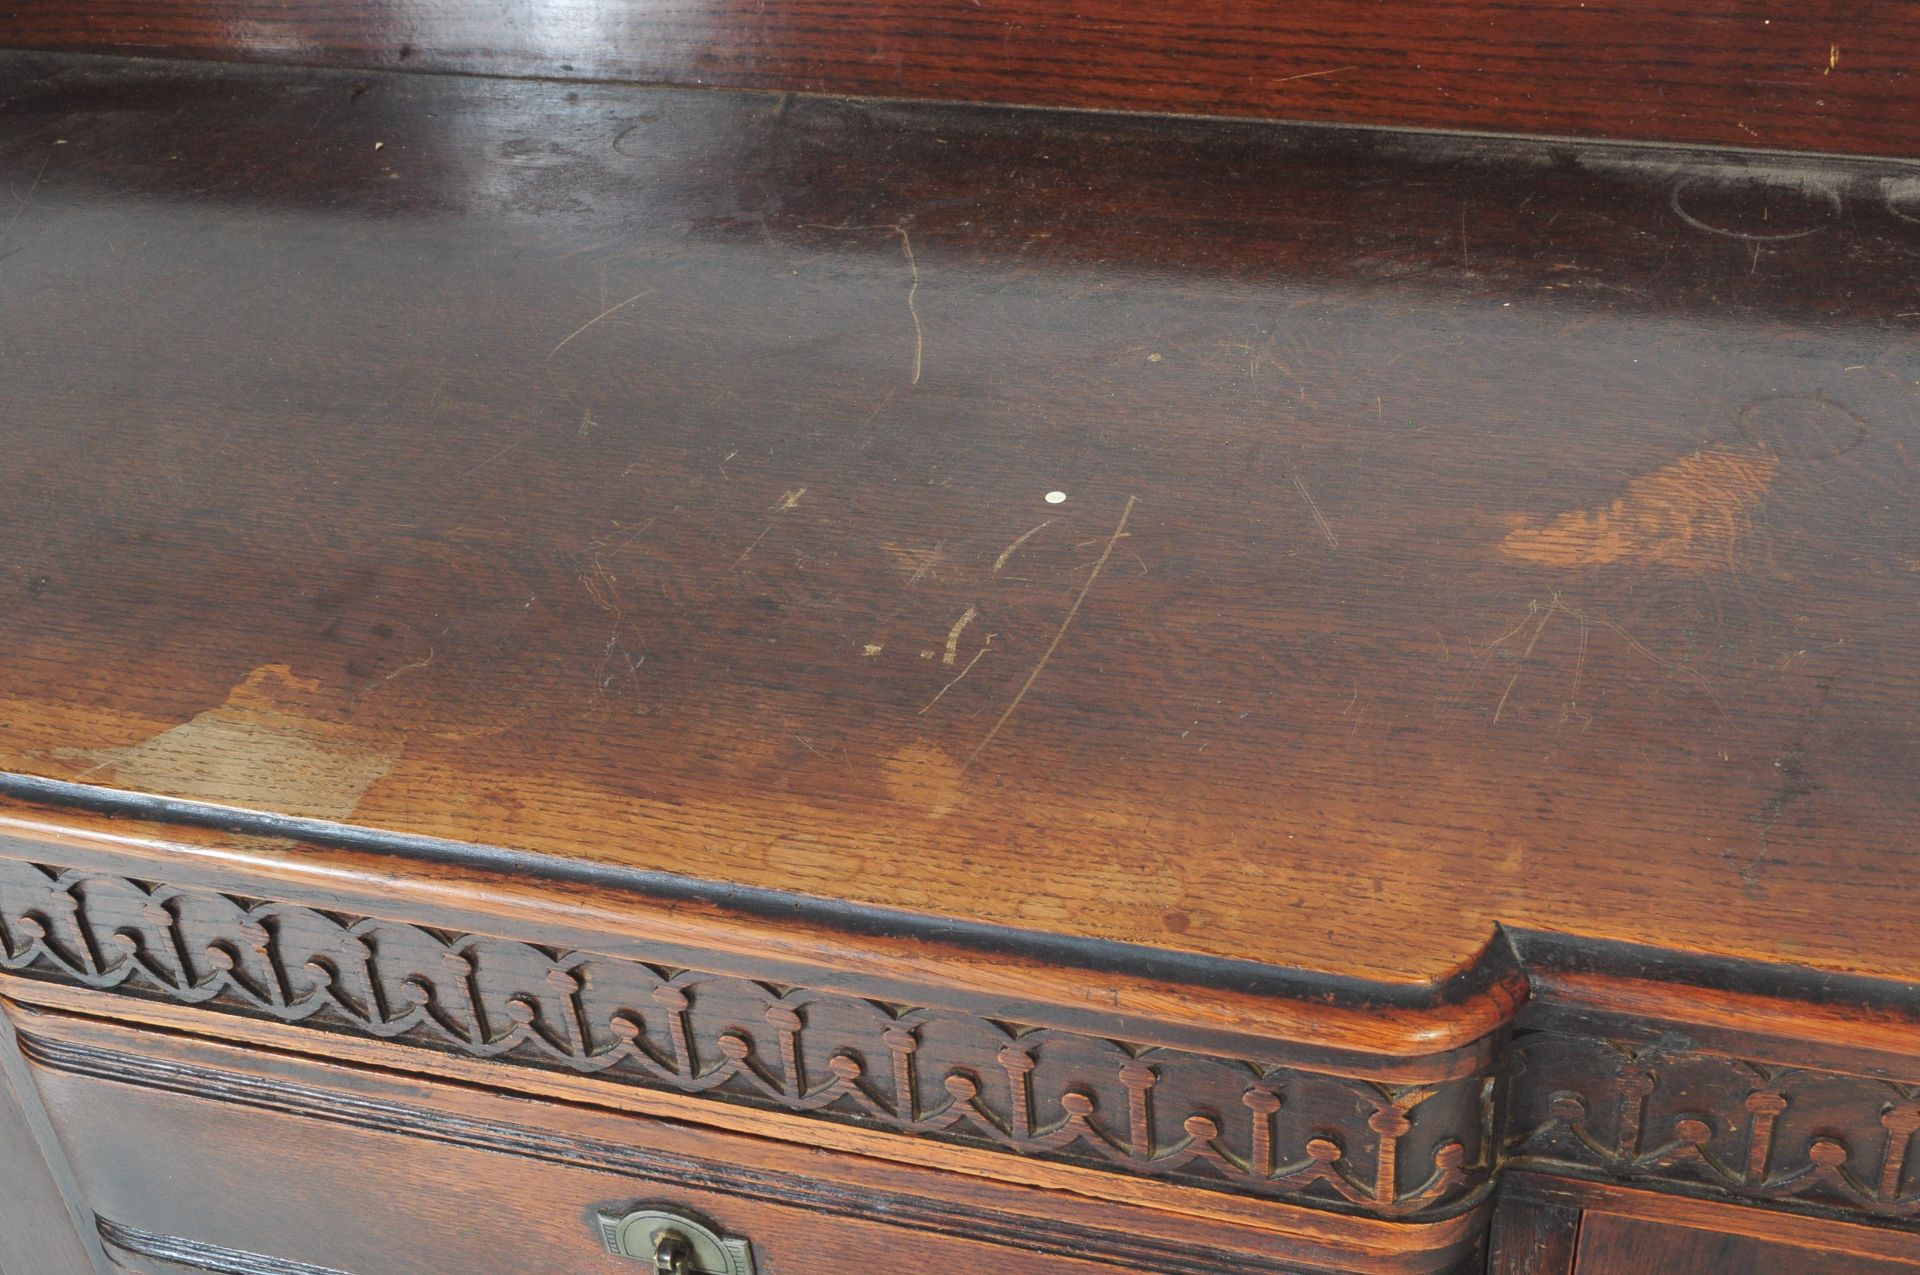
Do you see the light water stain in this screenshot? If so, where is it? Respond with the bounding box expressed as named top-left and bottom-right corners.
top-left (57, 664), bottom-right (398, 819)
top-left (1501, 445), bottom-right (1779, 571)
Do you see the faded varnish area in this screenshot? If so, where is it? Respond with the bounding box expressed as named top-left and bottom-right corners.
top-left (0, 55), bottom-right (1917, 986)
top-left (1501, 446), bottom-right (1780, 571)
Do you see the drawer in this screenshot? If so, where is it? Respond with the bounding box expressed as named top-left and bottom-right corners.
top-left (6, 999), bottom-right (1478, 1275)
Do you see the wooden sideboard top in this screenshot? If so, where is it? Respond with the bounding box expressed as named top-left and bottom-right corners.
top-left (0, 52), bottom-right (1916, 993)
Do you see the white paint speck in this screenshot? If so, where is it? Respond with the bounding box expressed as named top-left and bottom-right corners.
top-left (1045, 490), bottom-right (1067, 505)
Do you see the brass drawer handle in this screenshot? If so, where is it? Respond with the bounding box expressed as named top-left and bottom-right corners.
top-left (597, 1206), bottom-right (757, 1274)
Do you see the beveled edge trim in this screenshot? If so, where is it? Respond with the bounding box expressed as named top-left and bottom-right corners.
top-left (0, 787), bottom-right (1525, 1071)
top-left (99, 1216), bottom-right (353, 1275)
top-left (1509, 928), bottom-right (1920, 1077)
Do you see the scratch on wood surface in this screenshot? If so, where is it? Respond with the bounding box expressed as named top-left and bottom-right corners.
top-left (453, 437), bottom-right (529, 482)
top-left (994, 519), bottom-right (1053, 573)
top-left (919, 646), bottom-right (988, 714)
top-left (732, 488), bottom-right (808, 569)
top-left (547, 288), bottom-right (658, 360)
top-left (801, 221), bottom-right (924, 384)
top-left (0, 146), bottom-right (53, 251)
top-left (376, 646), bottom-right (434, 687)
top-left (1456, 593), bottom-right (1726, 726)
top-left (1271, 65), bottom-right (1359, 85)
top-left (884, 541), bottom-right (944, 585)
top-left (943, 604), bottom-right (978, 665)
top-left (1289, 470), bottom-right (1339, 548)
top-left (1493, 596), bottom-right (1560, 724)
top-left (963, 495), bottom-right (1138, 773)
top-left (580, 551), bottom-right (649, 703)
top-left (894, 225), bottom-right (924, 386)
top-left (1567, 612), bottom-right (1589, 718)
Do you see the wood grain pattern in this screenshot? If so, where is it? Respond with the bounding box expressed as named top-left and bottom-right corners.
top-left (1, 53), bottom-right (1919, 995)
top-left (3, 0), bottom-right (1920, 156)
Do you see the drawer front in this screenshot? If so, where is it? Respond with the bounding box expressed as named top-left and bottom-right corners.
top-left (28, 1038), bottom-right (1136, 1275)
top-left (9, 1001), bottom-right (1459, 1275)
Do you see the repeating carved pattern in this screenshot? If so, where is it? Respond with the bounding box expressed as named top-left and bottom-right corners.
top-left (1506, 1030), bottom-right (1920, 1218)
top-left (0, 860), bottom-right (1488, 1216)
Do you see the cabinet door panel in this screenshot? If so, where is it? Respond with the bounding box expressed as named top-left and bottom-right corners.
top-left (1577, 1214), bottom-right (1920, 1275)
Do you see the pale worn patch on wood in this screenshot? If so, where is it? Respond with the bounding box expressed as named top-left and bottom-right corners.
top-left (55, 664), bottom-right (398, 820)
top-left (883, 739), bottom-right (965, 817)
top-left (1500, 445), bottom-right (1779, 570)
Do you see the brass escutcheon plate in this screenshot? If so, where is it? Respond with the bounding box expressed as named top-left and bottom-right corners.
top-left (595, 1205), bottom-right (757, 1274)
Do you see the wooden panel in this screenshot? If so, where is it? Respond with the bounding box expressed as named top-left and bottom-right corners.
top-left (1, 53), bottom-right (1919, 999)
top-left (2, 0), bottom-right (1919, 156)
top-left (12, 1004), bottom-right (1481, 1275)
top-left (1503, 1173), bottom-right (1920, 1268)
top-left (0, 1007), bottom-right (100, 1275)
top-left (1576, 1213), bottom-right (1920, 1274)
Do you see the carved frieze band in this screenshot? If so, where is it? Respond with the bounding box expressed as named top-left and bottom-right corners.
top-left (0, 860), bottom-right (1488, 1216)
top-left (1506, 1030), bottom-right (1920, 1218)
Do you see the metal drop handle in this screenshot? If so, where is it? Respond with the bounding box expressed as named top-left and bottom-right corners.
top-left (653, 1230), bottom-right (694, 1275)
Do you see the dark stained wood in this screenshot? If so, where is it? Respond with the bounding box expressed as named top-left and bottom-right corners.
top-left (1, 53), bottom-right (1919, 1000)
top-left (1576, 1212), bottom-right (1920, 1273)
top-left (1487, 1195), bottom-right (1579, 1275)
top-left (1507, 1027), bottom-right (1920, 1225)
top-left (4, 0), bottom-right (1920, 157)
top-left (1507, 1173), bottom-right (1920, 1267)
top-left (5, 44), bottom-right (1920, 1275)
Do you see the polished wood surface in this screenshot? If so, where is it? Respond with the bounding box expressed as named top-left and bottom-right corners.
top-left (2, 53), bottom-right (1919, 994)
top-left (4, 0), bottom-right (1920, 156)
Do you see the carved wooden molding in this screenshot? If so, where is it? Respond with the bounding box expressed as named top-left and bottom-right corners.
top-left (1506, 1029), bottom-right (1920, 1219)
top-left (0, 859), bottom-right (1489, 1217)
top-left (16, 857), bottom-right (1920, 1228)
